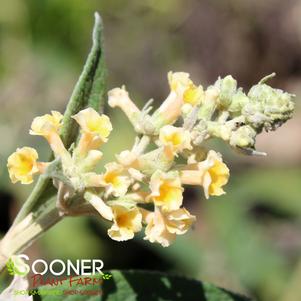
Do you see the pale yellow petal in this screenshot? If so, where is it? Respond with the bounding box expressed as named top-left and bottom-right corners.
top-left (72, 108), bottom-right (112, 141)
top-left (150, 171), bottom-right (183, 211)
top-left (108, 205), bottom-right (142, 241)
top-left (7, 147), bottom-right (39, 184)
top-left (159, 125), bottom-right (192, 154)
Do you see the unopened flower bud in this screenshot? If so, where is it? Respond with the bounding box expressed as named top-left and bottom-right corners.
top-left (246, 82), bottom-right (295, 131)
top-left (84, 191), bottom-right (113, 221)
top-left (230, 125), bottom-right (257, 148)
top-left (215, 75), bottom-right (237, 108)
top-left (78, 150), bottom-right (103, 172)
top-left (198, 87), bottom-right (219, 120)
top-left (207, 122), bottom-right (232, 141)
top-left (108, 87), bottom-right (142, 131)
top-left (117, 150), bottom-right (138, 167)
top-left (137, 147), bottom-right (174, 176)
top-left (228, 90), bottom-right (249, 114)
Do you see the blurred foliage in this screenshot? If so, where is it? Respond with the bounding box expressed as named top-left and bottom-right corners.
top-left (35, 270), bottom-right (252, 301)
top-left (0, 1), bottom-right (301, 301)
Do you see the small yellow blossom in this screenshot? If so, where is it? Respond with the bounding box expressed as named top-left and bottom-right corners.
top-left (159, 125), bottom-right (192, 155)
top-left (72, 108), bottom-right (112, 155)
top-left (30, 111), bottom-right (63, 136)
top-left (183, 85), bottom-right (204, 106)
top-left (29, 111), bottom-right (69, 160)
top-left (99, 162), bottom-right (131, 197)
top-left (149, 170), bottom-right (183, 211)
top-left (73, 108), bottom-right (112, 141)
top-left (143, 207), bottom-right (196, 247)
top-left (180, 150), bottom-right (229, 198)
top-left (7, 147), bottom-right (39, 184)
top-left (152, 72), bottom-right (194, 127)
top-left (108, 205), bottom-right (142, 241)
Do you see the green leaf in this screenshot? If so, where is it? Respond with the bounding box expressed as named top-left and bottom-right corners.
top-left (60, 12), bottom-right (106, 149)
top-left (13, 12), bottom-right (106, 224)
top-left (33, 270), bottom-right (252, 301)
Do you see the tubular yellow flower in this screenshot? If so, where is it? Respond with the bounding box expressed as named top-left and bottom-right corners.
top-left (143, 207), bottom-right (196, 247)
top-left (149, 170), bottom-right (183, 211)
top-left (159, 125), bottom-right (192, 155)
top-left (7, 147), bottom-right (39, 184)
top-left (152, 72), bottom-right (194, 128)
top-left (29, 111), bottom-right (69, 159)
top-left (108, 205), bottom-right (142, 241)
top-left (108, 87), bottom-right (141, 130)
top-left (72, 108), bottom-right (112, 155)
top-left (180, 150), bottom-right (230, 199)
top-left (30, 111), bottom-right (63, 136)
top-left (99, 162), bottom-right (131, 197)
top-left (73, 108), bottom-right (112, 140)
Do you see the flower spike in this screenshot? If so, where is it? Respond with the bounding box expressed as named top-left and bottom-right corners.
top-left (7, 70), bottom-right (294, 247)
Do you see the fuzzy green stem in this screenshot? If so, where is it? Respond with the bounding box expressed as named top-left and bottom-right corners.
top-left (12, 176), bottom-right (54, 226)
top-left (0, 197), bottom-right (61, 274)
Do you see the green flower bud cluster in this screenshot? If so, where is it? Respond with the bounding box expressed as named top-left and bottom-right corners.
top-left (193, 73), bottom-right (295, 152)
top-left (214, 73), bottom-right (295, 130)
top-left (246, 81), bottom-right (294, 131)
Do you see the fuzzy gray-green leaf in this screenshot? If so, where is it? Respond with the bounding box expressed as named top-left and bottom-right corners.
top-left (60, 12), bottom-right (106, 149)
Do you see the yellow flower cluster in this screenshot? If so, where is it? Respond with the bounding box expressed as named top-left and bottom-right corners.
top-left (12, 71), bottom-right (293, 247)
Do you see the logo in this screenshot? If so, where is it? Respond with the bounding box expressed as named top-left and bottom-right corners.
top-left (6, 254), bottom-right (106, 277)
top-left (6, 255), bottom-right (112, 297)
top-left (6, 255), bottom-right (30, 277)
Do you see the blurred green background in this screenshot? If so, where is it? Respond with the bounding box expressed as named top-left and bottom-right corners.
top-left (0, 1), bottom-right (301, 300)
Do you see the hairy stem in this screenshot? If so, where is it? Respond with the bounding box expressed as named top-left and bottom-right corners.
top-left (0, 197), bottom-right (61, 274)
